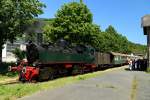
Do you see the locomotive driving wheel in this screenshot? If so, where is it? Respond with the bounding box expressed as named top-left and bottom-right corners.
top-left (48, 72), bottom-right (54, 80)
top-left (72, 65), bottom-right (84, 75)
top-left (38, 67), bottom-right (55, 81)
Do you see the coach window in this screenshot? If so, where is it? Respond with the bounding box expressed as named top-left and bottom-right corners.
top-left (115, 56), bottom-right (118, 61)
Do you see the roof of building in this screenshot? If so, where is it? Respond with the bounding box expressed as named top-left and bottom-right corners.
top-left (109, 52), bottom-right (127, 56)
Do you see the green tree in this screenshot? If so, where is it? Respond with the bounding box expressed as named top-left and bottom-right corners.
top-left (105, 25), bottom-right (118, 35)
top-left (104, 25), bottom-right (119, 52)
top-left (80, 0), bottom-right (83, 3)
top-left (0, 0), bottom-right (45, 63)
top-left (104, 25), bottom-right (146, 54)
top-left (103, 25), bottom-right (131, 53)
top-left (44, 2), bottom-right (100, 45)
top-left (12, 48), bottom-right (26, 61)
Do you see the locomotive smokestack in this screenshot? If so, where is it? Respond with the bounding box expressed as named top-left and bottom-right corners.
top-left (34, 19), bottom-right (44, 45)
top-left (24, 18), bottom-right (45, 44)
top-left (26, 41), bottom-right (39, 64)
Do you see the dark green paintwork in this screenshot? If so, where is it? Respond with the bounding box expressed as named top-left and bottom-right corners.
top-left (38, 47), bottom-right (95, 64)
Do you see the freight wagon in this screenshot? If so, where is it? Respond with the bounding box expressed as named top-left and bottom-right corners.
top-left (95, 52), bottom-right (127, 69)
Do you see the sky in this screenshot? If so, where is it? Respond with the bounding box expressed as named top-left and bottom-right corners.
top-left (38, 0), bottom-right (150, 45)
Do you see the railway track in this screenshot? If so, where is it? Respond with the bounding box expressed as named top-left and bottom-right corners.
top-left (0, 66), bottom-right (127, 85)
top-left (0, 77), bottom-right (19, 85)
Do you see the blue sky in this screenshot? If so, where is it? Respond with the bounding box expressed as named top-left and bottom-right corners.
top-left (39, 0), bottom-right (150, 45)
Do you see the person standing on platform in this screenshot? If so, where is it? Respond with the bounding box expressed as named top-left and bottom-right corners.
top-left (128, 59), bottom-right (133, 70)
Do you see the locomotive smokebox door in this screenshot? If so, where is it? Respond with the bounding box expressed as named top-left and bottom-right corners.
top-left (141, 15), bottom-right (150, 68)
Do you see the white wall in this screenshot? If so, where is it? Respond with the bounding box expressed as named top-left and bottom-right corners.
top-left (2, 44), bottom-right (17, 62)
top-left (2, 44), bottom-right (6, 58)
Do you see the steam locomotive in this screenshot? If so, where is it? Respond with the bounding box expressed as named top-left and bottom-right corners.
top-left (9, 40), bottom-right (130, 82)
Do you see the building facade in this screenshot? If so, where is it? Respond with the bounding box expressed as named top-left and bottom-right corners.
top-left (2, 41), bottom-right (26, 62)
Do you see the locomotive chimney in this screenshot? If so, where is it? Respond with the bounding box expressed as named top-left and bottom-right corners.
top-left (24, 18), bottom-right (45, 44)
top-left (33, 19), bottom-right (44, 45)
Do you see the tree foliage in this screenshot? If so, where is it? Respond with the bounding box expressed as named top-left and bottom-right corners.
top-left (44, 2), bottom-right (146, 55)
top-left (0, 0), bottom-right (45, 62)
top-left (44, 2), bottom-right (100, 45)
top-left (12, 48), bottom-right (26, 60)
top-left (94, 25), bottom-right (146, 54)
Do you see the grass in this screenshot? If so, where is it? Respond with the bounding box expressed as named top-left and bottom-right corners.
top-left (0, 66), bottom-right (125, 100)
top-left (0, 72), bottom-right (18, 81)
top-left (130, 76), bottom-right (138, 100)
top-left (0, 75), bottom-right (16, 82)
top-left (0, 74), bottom-right (99, 100)
top-left (147, 67), bottom-right (150, 73)
top-left (0, 62), bottom-right (18, 82)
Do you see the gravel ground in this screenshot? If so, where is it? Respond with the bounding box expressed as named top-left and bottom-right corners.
top-left (19, 66), bottom-right (150, 100)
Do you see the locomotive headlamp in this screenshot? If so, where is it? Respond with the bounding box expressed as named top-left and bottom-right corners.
top-left (32, 63), bottom-right (36, 67)
top-left (22, 67), bottom-right (26, 73)
top-left (8, 66), bottom-right (12, 71)
top-left (15, 62), bottom-right (20, 66)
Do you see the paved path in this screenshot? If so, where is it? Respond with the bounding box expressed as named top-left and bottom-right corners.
top-left (136, 71), bottom-right (150, 100)
top-left (20, 66), bottom-right (150, 100)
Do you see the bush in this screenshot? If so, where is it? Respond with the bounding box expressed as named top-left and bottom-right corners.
top-left (147, 67), bottom-right (150, 73)
top-left (0, 62), bottom-right (18, 77)
top-left (12, 48), bottom-right (26, 60)
top-left (0, 62), bottom-right (14, 73)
